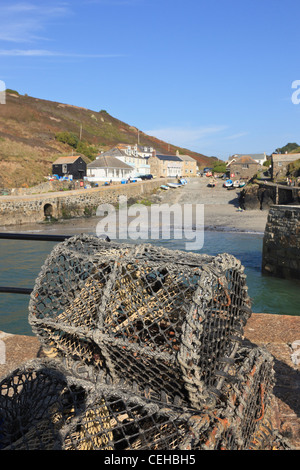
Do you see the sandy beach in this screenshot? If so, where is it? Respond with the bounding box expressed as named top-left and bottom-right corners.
top-left (0, 178), bottom-right (269, 236)
top-left (151, 178), bottom-right (268, 233)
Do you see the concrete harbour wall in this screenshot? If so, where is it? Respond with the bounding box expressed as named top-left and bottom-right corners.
top-left (0, 179), bottom-right (165, 226)
top-left (262, 205), bottom-right (300, 279)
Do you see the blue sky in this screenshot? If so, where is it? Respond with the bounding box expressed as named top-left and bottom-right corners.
top-left (1, 0), bottom-right (300, 159)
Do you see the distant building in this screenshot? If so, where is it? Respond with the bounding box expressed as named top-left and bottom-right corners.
top-left (176, 151), bottom-right (197, 176)
top-left (271, 153), bottom-right (300, 180)
top-left (148, 154), bottom-right (182, 177)
top-left (52, 155), bottom-right (89, 180)
top-left (96, 146), bottom-right (150, 177)
top-left (136, 145), bottom-right (155, 159)
top-left (226, 155), bottom-right (260, 179)
top-left (115, 143), bottom-right (155, 158)
top-left (229, 153), bottom-right (267, 165)
top-left (86, 155), bottom-right (133, 182)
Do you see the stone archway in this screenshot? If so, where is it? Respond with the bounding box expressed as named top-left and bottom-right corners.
top-left (43, 203), bottom-right (53, 218)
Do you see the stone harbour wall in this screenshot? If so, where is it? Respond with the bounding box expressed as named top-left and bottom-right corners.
top-left (240, 183), bottom-right (300, 210)
top-left (0, 179), bottom-right (165, 226)
top-left (262, 205), bottom-right (300, 279)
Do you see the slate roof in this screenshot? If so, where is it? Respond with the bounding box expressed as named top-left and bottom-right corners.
top-left (233, 153), bottom-right (265, 161)
top-left (155, 154), bottom-right (182, 162)
top-left (88, 155), bottom-right (132, 169)
top-left (272, 153), bottom-right (300, 161)
top-left (177, 155), bottom-right (196, 162)
top-left (95, 148), bottom-right (127, 159)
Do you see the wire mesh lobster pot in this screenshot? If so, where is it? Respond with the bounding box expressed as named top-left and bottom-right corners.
top-left (0, 358), bottom-right (220, 451)
top-left (0, 348), bottom-right (282, 451)
top-left (200, 346), bottom-right (276, 450)
top-left (29, 234), bottom-right (252, 408)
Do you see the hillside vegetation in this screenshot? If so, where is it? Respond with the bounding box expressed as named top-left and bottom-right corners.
top-left (0, 91), bottom-right (214, 188)
top-left (275, 142), bottom-right (300, 154)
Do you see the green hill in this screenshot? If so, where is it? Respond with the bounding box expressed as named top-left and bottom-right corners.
top-left (274, 142), bottom-right (300, 154)
top-left (0, 91), bottom-right (215, 188)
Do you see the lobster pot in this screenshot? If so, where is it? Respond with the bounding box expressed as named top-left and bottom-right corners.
top-left (29, 234), bottom-right (252, 408)
top-left (200, 346), bottom-right (277, 450)
top-left (0, 358), bottom-right (223, 451)
top-left (0, 359), bottom-right (103, 450)
top-left (0, 356), bottom-right (283, 451)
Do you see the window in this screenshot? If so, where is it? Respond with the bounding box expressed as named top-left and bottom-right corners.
top-left (242, 164), bottom-right (249, 169)
top-left (62, 164), bottom-right (67, 174)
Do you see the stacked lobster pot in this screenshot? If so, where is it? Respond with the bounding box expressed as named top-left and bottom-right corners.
top-left (0, 235), bottom-right (287, 450)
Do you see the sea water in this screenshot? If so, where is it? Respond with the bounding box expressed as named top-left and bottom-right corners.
top-left (0, 230), bottom-right (299, 336)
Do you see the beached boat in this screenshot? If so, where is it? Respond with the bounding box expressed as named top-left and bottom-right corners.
top-left (239, 181), bottom-right (246, 188)
top-left (167, 183), bottom-right (181, 188)
top-left (233, 180), bottom-right (240, 188)
top-left (223, 179), bottom-right (233, 188)
top-left (160, 185), bottom-right (169, 190)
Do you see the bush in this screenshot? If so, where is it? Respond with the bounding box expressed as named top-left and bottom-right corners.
top-left (76, 141), bottom-right (98, 160)
top-left (55, 132), bottom-right (98, 160)
top-left (55, 132), bottom-right (79, 149)
top-left (212, 161), bottom-right (227, 173)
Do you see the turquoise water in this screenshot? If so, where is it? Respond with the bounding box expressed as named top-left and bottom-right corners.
top-left (0, 231), bottom-right (299, 336)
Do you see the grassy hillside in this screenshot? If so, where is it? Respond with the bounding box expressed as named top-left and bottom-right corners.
top-left (0, 90), bottom-right (214, 188)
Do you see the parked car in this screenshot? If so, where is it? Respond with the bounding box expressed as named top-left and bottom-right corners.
top-left (140, 174), bottom-right (153, 180)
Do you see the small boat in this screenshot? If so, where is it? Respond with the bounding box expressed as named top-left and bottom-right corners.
top-left (223, 179), bottom-right (233, 188)
top-left (160, 185), bottom-right (169, 190)
top-left (167, 182), bottom-right (181, 188)
top-left (239, 181), bottom-right (246, 188)
top-left (233, 180), bottom-right (240, 188)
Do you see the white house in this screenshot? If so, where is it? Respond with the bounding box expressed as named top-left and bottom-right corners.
top-left (116, 143), bottom-right (154, 159)
top-left (94, 146), bottom-right (151, 177)
top-left (86, 155), bottom-right (133, 182)
top-left (136, 145), bottom-right (154, 159)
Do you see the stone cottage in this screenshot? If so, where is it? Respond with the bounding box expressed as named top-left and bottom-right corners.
top-left (226, 155), bottom-right (260, 179)
top-left (176, 152), bottom-right (198, 176)
top-left (271, 153), bottom-right (300, 180)
top-left (148, 154), bottom-right (183, 178)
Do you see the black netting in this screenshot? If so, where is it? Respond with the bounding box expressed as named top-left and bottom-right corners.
top-left (0, 235), bottom-right (291, 450)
